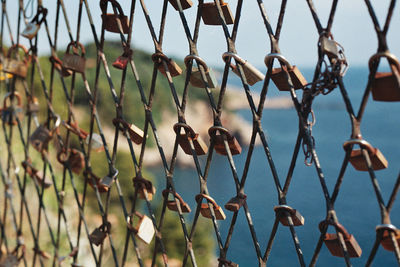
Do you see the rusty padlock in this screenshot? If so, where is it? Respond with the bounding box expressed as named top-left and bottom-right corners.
top-left (133, 176), bottom-right (156, 201)
top-left (100, 169), bottom-right (119, 188)
top-left (1, 92), bottom-right (24, 125)
top-left (209, 126), bottom-right (241, 156)
top-left (30, 125), bottom-right (53, 153)
top-left (128, 212), bottom-right (155, 244)
top-left (112, 48), bottom-right (132, 70)
top-left (224, 193), bottom-right (246, 212)
top-left (62, 41), bottom-right (86, 74)
top-left (162, 189), bottom-right (191, 213)
top-left (57, 149), bottom-right (85, 174)
top-left (319, 220), bottom-right (362, 258)
top-left (218, 258), bottom-right (238, 267)
top-left (49, 55), bottom-right (72, 77)
top-left (168, 0), bottom-right (193, 10)
top-left (62, 121), bottom-right (104, 152)
top-left (369, 52), bottom-right (400, 102)
top-left (3, 44), bottom-right (30, 78)
top-left (85, 170), bottom-right (109, 193)
top-left (100, 0), bottom-right (130, 34)
top-left (27, 96), bottom-right (40, 115)
top-left (184, 55), bottom-right (218, 88)
top-left (319, 34), bottom-right (339, 59)
top-left (89, 222), bottom-right (110, 246)
top-left (273, 205), bottom-right (305, 226)
top-left (195, 194), bottom-right (226, 220)
top-left (21, 6), bottom-right (47, 40)
top-left (112, 118), bottom-right (144, 144)
top-left (201, 0), bottom-right (234, 25)
top-left (173, 123), bottom-right (208, 156)
top-left (376, 224), bottom-right (400, 251)
top-left (22, 160), bottom-right (53, 189)
top-left (152, 52), bottom-right (182, 77)
top-left (343, 139), bottom-right (388, 171)
top-left (265, 53), bottom-right (307, 91)
top-left (222, 52), bottom-right (265, 86)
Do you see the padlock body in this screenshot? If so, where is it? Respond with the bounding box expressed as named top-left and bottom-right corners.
top-left (101, 14), bottom-right (130, 33)
top-left (201, 2), bottom-right (234, 25)
top-left (127, 123), bottom-right (144, 144)
top-left (200, 203), bottom-right (226, 220)
top-left (69, 150), bottom-right (85, 174)
top-left (138, 185), bottom-right (156, 201)
top-left (166, 201), bottom-right (191, 213)
top-left (4, 59), bottom-right (28, 78)
top-left (21, 23), bottom-right (40, 40)
top-left (321, 37), bottom-right (339, 59)
top-left (136, 215), bottom-right (155, 244)
top-left (371, 72), bottom-right (400, 102)
top-left (324, 233), bottom-right (362, 257)
top-left (274, 207), bottom-right (304, 226)
top-left (62, 54), bottom-right (86, 74)
top-left (270, 66), bottom-right (307, 91)
top-left (158, 59), bottom-right (182, 77)
top-left (89, 228), bottom-right (107, 246)
top-left (168, 0), bottom-right (193, 10)
top-left (112, 56), bottom-right (129, 70)
top-left (381, 229), bottom-right (400, 251)
top-left (224, 196), bottom-right (245, 212)
top-left (2, 107), bottom-right (23, 125)
top-left (30, 125), bottom-right (52, 153)
top-left (178, 133), bottom-right (208, 155)
top-left (349, 148), bottom-right (388, 171)
top-left (189, 67), bottom-right (218, 88)
top-left (232, 63), bottom-right (265, 86)
top-left (214, 134), bottom-right (241, 155)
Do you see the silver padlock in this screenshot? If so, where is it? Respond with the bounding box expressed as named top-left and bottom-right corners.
top-left (184, 55), bottom-right (218, 88)
top-left (85, 133), bottom-right (104, 152)
top-left (222, 52), bottom-right (265, 86)
top-left (21, 6), bottom-right (47, 40)
top-left (320, 35), bottom-right (339, 59)
top-left (100, 169), bottom-right (119, 188)
top-left (128, 212), bottom-right (155, 244)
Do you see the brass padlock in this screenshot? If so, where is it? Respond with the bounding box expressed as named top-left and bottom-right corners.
top-left (62, 41), bottom-right (86, 74)
top-left (100, 0), bottom-right (130, 34)
top-left (85, 170), bottom-right (109, 193)
top-left (376, 224), bottom-right (400, 251)
top-left (112, 48), bottom-right (132, 70)
top-left (3, 44), bottom-right (30, 78)
top-left (265, 53), bottom-right (307, 91)
top-left (100, 169), bottom-right (119, 188)
top-left (133, 176), bottom-right (156, 201)
top-left (222, 52), bottom-right (265, 86)
top-left (320, 35), bottom-right (339, 59)
top-left (224, 193), bottom-right (246, 212)
top-left (49, 55), bottom-right (72, 77)
top-left (1, 92), bottom-right (24, 125)
top-left (152, 53), bottom-right (182, 77)
top-left (173, 123), bottom-right (208, 156)
top-left (273, 205), bottom-right (304, 226)
top-left (128, 212), bottom-right (155, 244)
top-left (57, 149), bottom-right (85, 174)
top-left (112, 118), bottom-right (144, 144)
top-left (201, 0), bottom-right (234, 25)
top-left (184, 55), bottom-right (218, 88)
top-left (209, 126), bottom-right (241, 156)
top-left (319, 220), bottom-right (362, 258)
top-left (21, 6), bottom-right (47, 40)
top-left (30, 125), bottom-right (52, 153)
top-left (343, 139), bottom-right (388, 171)
top-left (89, 222), bottom-right (110, 246)
top-left (195, 194), bottom-right (226, 220)
top-left (168, 0), bottom-right (193, 10)
top-left (22, 160), bottom-right (53, 189)
top-left (162, 189), bottom-right (191, 213)
top-left (369, 52), bottom-right (400, 102)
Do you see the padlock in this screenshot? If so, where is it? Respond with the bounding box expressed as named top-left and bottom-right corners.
top-left (0, 63), bottom-right (13, 80)
top-left (3, 44), bottom-right (30, 78)
top-left (201, 0), bottom-right (234, 25)
top-left (343, 139), bottom-right (388, 171)
top-left (222, 52), bottom-right (265, 86)
top-left (100, 0), bottom-right (130, 34)
top-left (369, 52), bottom-right (400, 102)
top-left (224, 193), bottom-right (246, 212)
top-left (100, 169), bottom-right (119, 188)
top-left (62, 41), bottom-right (86, 74)
top-left (29, 125), bottom-right (52, 153)
top-left (57, 149), bottom-right (85, 174)
top-left (195, 194), bottom-right (226, 220)
top-left (173, 123), bottom-right (208, 155)
top-left (22, 160), bottom-right (53, 189)
top-left (133, 176), bottom-right (156, 201)
top-left (112, 118), bottom-right (144, 144)
top-left (128, 212), bottom-right (155, 244)
top-left (319, 220), bottom-right (362, 258)
top-left (273, 205), bottom-right (304, 226)
top-left (376, 224), bottom-right (400, 251)
top-left (112, 48), bottom-right (132, 70)
top-left (27, 96), bottom-right (40, 115)
top-left (21, 6), bottom-right (47, 40)
top-left (49, 55), bottom-right (72, 77)
top-left (1, 92), bottom-right (24, 125)
top-left (320, 35), bottom-right (339, 59)
top-left (152, 52), bottom-right (182, 77)
top-left (184, 55), bottom-right (218, 88)
top-left (168, 0), bottom-right (193, 10)
top-left (218, 258), bottom-right (238, 267)
top-left (85, 133), bottom-right (104, 152)
top-left (89, 222), bottom-right (110, 246)
top-left (265, 53), bottom-right (307, 91)
top-left (209, 126), bottom-right (241, 155)
top-left (85, 171), bottom-right (109, 193)
top-left (162, 189), bottom-right (191, 213)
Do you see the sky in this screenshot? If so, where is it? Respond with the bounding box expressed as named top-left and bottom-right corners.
top-left (5, 0), bottom-right (400, 69)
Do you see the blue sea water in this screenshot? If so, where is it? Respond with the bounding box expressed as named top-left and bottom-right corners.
top-left (154, 67), bottom-right (400, 266)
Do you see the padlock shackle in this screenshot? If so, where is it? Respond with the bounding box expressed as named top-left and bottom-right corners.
top-left (195, 193), bottom-right (220, 209)
top-left (133, 176), bottom-right (153, 191)
top-left (222, 52), bottom-right (246, 65)
top-left (264, 53), bottom-right (293, 69)
top-left (66, 41), bottom-right (86, 57)
top-left (162, 189), bottom-right (186, 205)
top-left (319, 220), bottom-right (351, 240)
top-left (100, 0), bottom-right (126, 16)
top-left (273, 204), bottom-right (296, 215)
top-left (7, 44), bottom-right (30, 63)
top-left (208, 126), bottom-right (233, 140)
top-left (31, 6), bottom-right (48, 25)
top-left (173, 123), bottom-right (197, 138)
top-left (151, 52), bottom-right (170, 64)
top-left (62, 121), bottom-right (89, 139)
top-left (368, 52), bottom-right (400, 73)
top-left (3, 91), bottom-right (22, 109)
top-left (112, 117), bottom-right (130, 132)
top-left (184, 54), bottom-right (209, 70)
top-left (376, 224), bottom-right (398, 233)
top-left (342, 138), bottom-right (376, 155)
top-left (57, 148), bottom-right (70, 164)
